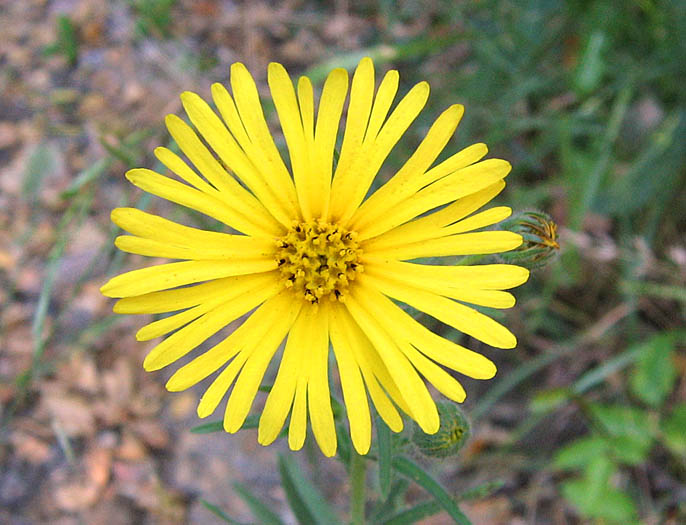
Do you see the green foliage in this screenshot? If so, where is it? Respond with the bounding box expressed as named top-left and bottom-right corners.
top-left (130, 0), bottom-right (177, 39)
top-left (629, 333), bottom-right (677, 407)
top-left (661, 404), bottom-right (686, 459)
top-left (560, 457), bottom-right (637, 523)
top-left (391, 456), bottom-right (471, 525)
top-left (233, 483), bottom-right (285, 525)
top-left (44, 15), bottom-right (79, 66)
top-left (277, 454), bottom-right (342, 525)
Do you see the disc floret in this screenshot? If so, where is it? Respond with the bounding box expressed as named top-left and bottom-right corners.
top-left (276, 220), bottom-right (363, 303)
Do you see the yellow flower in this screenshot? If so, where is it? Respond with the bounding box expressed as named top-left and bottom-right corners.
top-left (101, 58), bottom-right (529, 457)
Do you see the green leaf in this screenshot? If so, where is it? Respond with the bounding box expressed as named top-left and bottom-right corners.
top-left (23, 143), bottom-right (61, 203)
top-left (584, 456), bottom-right (614, 498)
top-left (530, 388), bottom-right (571, 414)
top-left (376, 417), bottom-right (393, 499)
top-left (382, 500), bottom-right (441, 525)
top-left (190, 420), bottom-right (223, 434)
top-left (277, 454), bottom-right (341, 525)
top-left (591, 489), bottom-right (637, 523)
top-left (561, 480), bottom-right (636, 523)
top-left (554, 437), bottom-right (609, 470)
top-left (233, 483), bottom-right (284, 525)
top-left (61, 158), bottom-right (111, 198)
top-left (561, 455), bottom-right (636, 522)
top-left (589, 404), bottom-right (656, 465)
top-left (200, 499), bottom-right (246, 524)
top-left (381, 479), bottom-right (505, 525)
top-left (629, 333), bottom-right (676, 407)
top-left (392, 456), bottom-right (471, 525)
top-left (661, 404), bottom-right (686, 458)
top-left (607, 435), bottom-right (652, 466)
top-left (190, 414), bottom-right (260, 434)
top-left (573, 30), bottom-right (607, 95)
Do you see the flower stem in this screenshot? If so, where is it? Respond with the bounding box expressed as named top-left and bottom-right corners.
top-left (350, 449), bottom-right (366, 525)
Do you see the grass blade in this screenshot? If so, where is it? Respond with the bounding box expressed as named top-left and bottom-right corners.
top-left (392, 456), bottom-right (471, 525)
top-left (277, 453), bottom-right (341, 525)
top-left (200, 499), bottom-right (245, 524)
top-left (233, 482), bottom-right (285, 525)
top-left (376, 416), bottom-right (392, 499)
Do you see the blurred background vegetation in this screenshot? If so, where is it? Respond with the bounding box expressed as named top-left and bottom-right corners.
top-left (1, 0), bottom-right (684, 523)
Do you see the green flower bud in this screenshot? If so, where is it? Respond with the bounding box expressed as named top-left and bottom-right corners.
top-left (499, 210), bottom-right (560, 270)
top-left (412, 402), bottom-right (471, 458)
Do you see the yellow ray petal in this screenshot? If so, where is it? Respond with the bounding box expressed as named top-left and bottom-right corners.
top-left (142, 280), bottom-right (282, 371)
top-left (335, 304), bottom-right (404, 432)
top-left (166, 113), bottom-right (278, 217)
top-left (345, 293), bottom-right (439, 434)
top-left (134, 273), bottom-right (279, 340)
top-left (332, 58), bottom-right (375, 205)
top-left (416, 142), bottom-right (489, 188)
top-left (297, 76), bottom-right (315, 140)
top-left (370, 231), bottom-right (522, 260)
top-left (441, 206), bottom-right (512, 236)
top-left (180, 91), bottom-right (295, 226)
top-left (125, 168), bottom-right (280, 238)
top-left (113, 273), bottom-right (278, 314)
top-left (166, 291), bottom-right (290, 391)
top-left (351, 104), bottom-right (465, 230)
top-left (230, 63), bottom-right (302, 204)
top-left (268, 62), bottom-right (311, 219)
top-left (357, 158), bottom-right (511, 241)
top-left (365, 272), bottom-right (517, 349)
top-left (364, 69), bottom-right (400, 143)
top-left (360, 259), bottom-right (530, 290)
top-left (353, 282), bottom-right (497, 379)
top-left (211, 82), bottom-right (300, 217)
top-left (111, 207), bottom-right (271, 251)
top-left (296, 76), bottom-right (316, 219)
top-left (313, 68), bottom-right (348, 219)
top-left (363, 181), bottom-right (506, 251)
top-left (397, 339), bottom-right (466, 402)
top-left (288, 368), bottom-right (309, 451)
top-left (329, 303), bottom-right (372, 454)
top-left (166, 114), bottom-right (229, 192)
top-left (101, 258), bottom-right (277, 298)
top-left (258, 306), bottom-right (310, 446)
top-left (196, 350), bottom-right (251, 418)
top-left (136, 300), bottom-right (218, 341)
top-left (364, 261), bottom-right (516, 309)
top-left (154, 146), bottom-right (215, 193)
top-left (223, 299), bottom-right (302, 433)
top-left (333, 79), bottom-right (429, 225)
top-left (306, 303), bottom-right (336, 457)
top-left (211, 82), bottom-right (250, 145)
top-left (114, 235), bottom-right (274, 261)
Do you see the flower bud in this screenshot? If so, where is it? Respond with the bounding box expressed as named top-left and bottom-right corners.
top-left (411, 402), bottom-right (471, 458)
top-left (499, 210), bottom-right (560, 269)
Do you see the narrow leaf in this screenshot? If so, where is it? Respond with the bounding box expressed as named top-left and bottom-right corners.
top-left (190, 420), bottom-right (223, 434)
top-left (277, 454), bottom-right (341, 525)
top-left (392, 456), bottom-right (471, 525)
top-left (233, 482), bottom-right (284, 525)
top-left (376, 417), bottom-right (393, 499)
top-left (200, 499), bottom-right (246, 525)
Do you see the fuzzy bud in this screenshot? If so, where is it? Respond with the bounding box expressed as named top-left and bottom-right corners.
top-left (412, 402), bottom-right (471, 458)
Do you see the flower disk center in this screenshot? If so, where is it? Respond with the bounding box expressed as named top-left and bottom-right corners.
top-left (276, 220), bottom-right (363, 303)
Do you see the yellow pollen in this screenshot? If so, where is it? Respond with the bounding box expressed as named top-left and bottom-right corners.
top-left (276, 220), bottom-right (363, 304)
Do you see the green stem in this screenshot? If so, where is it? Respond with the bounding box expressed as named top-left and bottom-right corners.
top-left (350, 449), bottom-right (367, 525)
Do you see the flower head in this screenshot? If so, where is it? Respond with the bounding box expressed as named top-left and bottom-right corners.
top-left (101, 58), bottom-right (529, 457)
